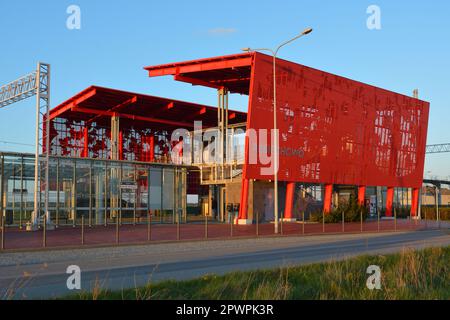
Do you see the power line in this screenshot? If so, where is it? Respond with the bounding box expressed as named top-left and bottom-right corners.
top-left (0, 140), bottom-right (34, 147)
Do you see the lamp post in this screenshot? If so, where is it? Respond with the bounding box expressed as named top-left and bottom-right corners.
top-left (242, 27), bottom-right (313, 234)
top-left (435, 185), bottom-right (440, 226)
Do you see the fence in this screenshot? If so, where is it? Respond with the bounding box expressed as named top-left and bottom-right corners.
top-left (0, 207), bottom-right (447, 251)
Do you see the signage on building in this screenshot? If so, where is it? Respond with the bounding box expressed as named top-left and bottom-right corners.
top-left (120, 182), bottom-right (138, 190)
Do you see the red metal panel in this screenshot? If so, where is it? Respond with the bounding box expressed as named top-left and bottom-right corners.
top-left (244, 53), bottom-right (430, 189)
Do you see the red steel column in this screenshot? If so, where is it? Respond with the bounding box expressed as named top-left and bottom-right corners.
top-left (411, 188), bottom-right (419, 217)
top-left (284, 182), bottom-right (296, 220)
top-left (119, 131), bottom-right (123, 161)
top-left (83, 127), bottom-right (89, 158)
top-left (358, 186), bottom-right (366, 206)
top-left (386, 187), bottom-right (394, 217)
top-left (238, 178), bottom-right (249, 222)
top-left (149, 136), bottom-right (155, 162)
top-left (323, 184), bottom-right (333, 214)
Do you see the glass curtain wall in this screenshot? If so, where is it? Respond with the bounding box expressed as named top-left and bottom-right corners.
top-left (0, 152), bottom-right (188, 227)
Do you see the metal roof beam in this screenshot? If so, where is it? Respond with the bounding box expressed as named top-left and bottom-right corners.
top-left (146, 54), bottom-right (253, 77)
top-left (149, 101), bottom-right (176, 119)
top-left (49, 88), bottom-right (97, 120)
top-left (185, 107), bottom-right (207, 121)
top-left (109, 95), bottom-right (138, 113)
top-left (174, 75), bottom-right (222, 90)
top-left (72, 107), bottom-right (194, 128)
top-left (85, 95), bottom-right (138, 124)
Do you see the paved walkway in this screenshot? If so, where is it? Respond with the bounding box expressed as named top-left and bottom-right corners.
top-left (0, 219), bottom-right (447, 251)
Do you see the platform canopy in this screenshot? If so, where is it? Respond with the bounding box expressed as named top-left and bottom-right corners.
top-left (145, 53), bottom-right (254, 95)
top-left (50, 85), bottom-right (247, 131)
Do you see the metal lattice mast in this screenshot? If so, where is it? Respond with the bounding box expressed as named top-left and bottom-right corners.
top-left (0, 63), bottom-right (50, 227)
top-left (32, 63), bottom-right (50, 226)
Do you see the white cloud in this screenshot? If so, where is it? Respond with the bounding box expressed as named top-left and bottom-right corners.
top-left (207, 27), bottom-right (237, 35)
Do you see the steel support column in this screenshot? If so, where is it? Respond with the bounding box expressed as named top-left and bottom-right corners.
top-left (119, 130), bottom-right (123, 160)
top-left (323, 184), bottom-right (333, 214)
top-left (411, 187), bottom-right (419, 217)
top-left (217, 88), bottom-right (229, 180)
top-left (358, 186), bottom-right (366, 206)
top-left (386, 187), bottom-right (394, 217)
top-left (284, 182), bottom-right (296, 221)
top-left (149, 135), bottom-right (155, 162)
top-left (238, 178), bottom-right (251, 224)
top-left (110, 115), bottom-right (120, 220)
top-left (83, 127), bottom-right (89, 158)
top-left (111, 115), bottom-right (120, 161)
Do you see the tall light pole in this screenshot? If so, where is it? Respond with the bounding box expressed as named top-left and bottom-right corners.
top-left (435, 185), bottom-right (440, 226)
top-left (242, 27), bottom-right (313, 234)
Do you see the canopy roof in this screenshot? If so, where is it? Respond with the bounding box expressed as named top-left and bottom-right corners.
top-left (145, 53), bottom-right (254, 95)
top-left (50, 85), bottom-right (247, 131)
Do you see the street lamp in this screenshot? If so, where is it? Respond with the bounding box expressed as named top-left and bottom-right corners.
top-left (242, 27), bottom-right (313, 234)
top-left (435, 185), bottom-right (440, 226)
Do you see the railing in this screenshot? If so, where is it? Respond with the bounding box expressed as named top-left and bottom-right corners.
top-left (199, 163), bottom-right (243, 185)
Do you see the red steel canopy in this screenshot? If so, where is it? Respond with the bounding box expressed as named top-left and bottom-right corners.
top-left (50, 85), bottom-right (247, 131)
top-left (145, 53), bottom-right (254, 95)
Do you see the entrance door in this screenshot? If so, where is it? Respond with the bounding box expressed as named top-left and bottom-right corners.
top-left (264, 187), bottom-right (275, 221)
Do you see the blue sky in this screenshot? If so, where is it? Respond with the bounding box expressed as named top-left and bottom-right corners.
top-left (0, 0), bottom-right (449, 178)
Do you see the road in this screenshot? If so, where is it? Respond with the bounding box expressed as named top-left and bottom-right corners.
top-left (0, 229), bottom-right (449, 299)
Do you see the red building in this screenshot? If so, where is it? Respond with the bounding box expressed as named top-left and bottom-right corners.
top-left (48, 52), bottom-right (430, 224)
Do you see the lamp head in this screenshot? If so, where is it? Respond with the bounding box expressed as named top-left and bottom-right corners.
top-left (301, 28), bottom-right (313, 35)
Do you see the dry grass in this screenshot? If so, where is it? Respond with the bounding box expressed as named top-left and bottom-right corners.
top-left (68, 246), bottom-right (449, 300)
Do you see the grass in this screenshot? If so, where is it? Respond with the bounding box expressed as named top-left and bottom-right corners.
top-left (68, 246), bottom-right (450, 300)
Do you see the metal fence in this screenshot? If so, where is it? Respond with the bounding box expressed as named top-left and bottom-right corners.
top-left (1, 207), bottom-right (448, 251)
top-left (0, 151), bottom-right (448, 251)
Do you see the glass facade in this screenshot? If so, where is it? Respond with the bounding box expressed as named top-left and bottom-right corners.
top-left (0, 152), bottom-right (187, 227)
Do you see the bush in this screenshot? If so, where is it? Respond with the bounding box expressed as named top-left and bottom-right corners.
top-left (421, 206), bottom-right (450, 221)
top-left (394, 207), bottom-right (411, 219)
top-left (376, 207), bottom-right (413, 219)
top-left (310, 195), bottom-right (368, 223)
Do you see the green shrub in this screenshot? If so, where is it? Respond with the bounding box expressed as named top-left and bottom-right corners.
top-left (310, 195), bottom-right (368, 223)
top-left (394, 207), bottom-right (411, 219)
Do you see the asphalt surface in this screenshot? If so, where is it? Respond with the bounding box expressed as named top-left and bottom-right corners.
top-left (0, 229), bottom-right (449, 300)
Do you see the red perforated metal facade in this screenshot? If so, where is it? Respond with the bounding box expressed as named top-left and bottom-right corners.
top-left (244, 53), bottom-right (429, 188)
